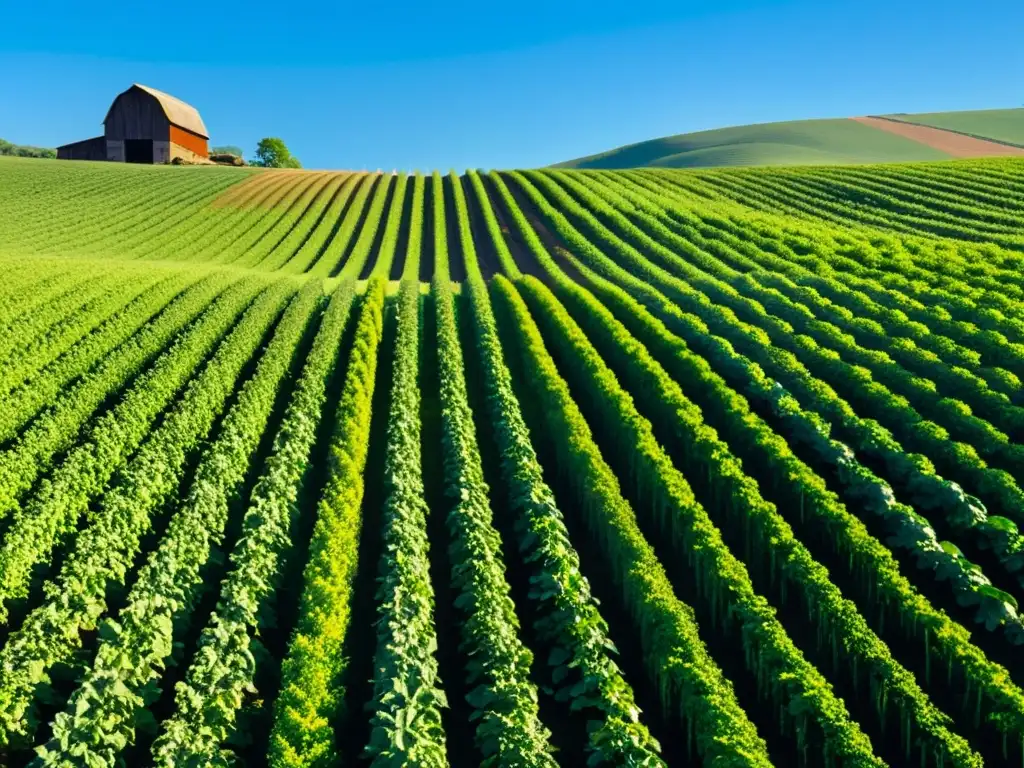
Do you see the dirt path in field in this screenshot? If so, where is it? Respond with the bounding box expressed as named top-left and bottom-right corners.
top-left (497, 175), bottom-right (587, 285)
top-left (851, 116), bottom-right (1024, 158)
top-left (389, 177), bottom-right (415, 280)
top-left (479, 175), bottom-right (544, 278)
top-left (442, 175), bottom-right (468, 282)
top-left (460, 175), bottom-right (502, 280)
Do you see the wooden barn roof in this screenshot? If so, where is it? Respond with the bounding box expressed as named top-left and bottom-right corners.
top-left (106, 84), bottom-right (210, 139)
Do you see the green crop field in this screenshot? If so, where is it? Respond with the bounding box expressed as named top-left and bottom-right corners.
top-left (885, 108), bottom-right (1024, 148)
top-left (2, 154), bottom-right (1024, 767)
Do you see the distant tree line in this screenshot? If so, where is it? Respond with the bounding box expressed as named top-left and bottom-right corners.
top-left (0, 139), bottom-right (56, 159)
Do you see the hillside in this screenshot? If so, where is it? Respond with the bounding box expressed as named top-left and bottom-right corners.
top-left (3, 155), bottom-right (1024, 767)
top-left (885, 107), bottom-right (1024, 147)
top-left (557, 108), bottom-right (1024, 169)
top-left (554, 117), bottom-right (950, 169)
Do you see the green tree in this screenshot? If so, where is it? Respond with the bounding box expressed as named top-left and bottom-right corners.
top-left (252, 138), bottom-right (301, 168)
top-left (0, 139), bottom-right (55, 159)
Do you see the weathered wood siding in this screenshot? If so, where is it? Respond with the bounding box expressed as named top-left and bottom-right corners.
top-left (106, 140), bottom-right (125, 162)
top-left (169, 125), bottom-right (209, 158)
top-left (56, 136), bottom-right (106, 161)
top-left (104, 89), bottom-right (171, 142)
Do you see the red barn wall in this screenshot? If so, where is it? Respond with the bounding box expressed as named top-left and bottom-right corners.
top-left (169, 125), bottom-right (209, 158)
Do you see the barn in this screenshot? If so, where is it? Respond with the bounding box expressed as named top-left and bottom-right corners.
top-left (57, 84), bottom-right (210, 164)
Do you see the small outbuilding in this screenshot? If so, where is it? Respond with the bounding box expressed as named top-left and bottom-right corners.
top-left (57, 84), bottom-right (210, 164)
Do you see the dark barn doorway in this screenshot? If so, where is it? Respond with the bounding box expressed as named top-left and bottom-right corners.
top-left (125, 139), bottom-right (154, 164)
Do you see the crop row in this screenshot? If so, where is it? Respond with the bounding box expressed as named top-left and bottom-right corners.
top-left (4, 157), bottom-right (1024, 766)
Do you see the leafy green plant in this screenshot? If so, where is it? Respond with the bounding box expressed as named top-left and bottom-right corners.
top-left (269, 279), bottom-right (385, 768)
top-left (150, 281), bottom-right (358, 766)
top-left (434, 271), bottom-right (556, 765)
top-left (0, 280), bottom-right (295, 748)
top-left (490, 274), bottom-right (774, 767)
top-left (363, 280), bottom-right (448, 767)
top-left (33, 282), bottom-right (323, 766)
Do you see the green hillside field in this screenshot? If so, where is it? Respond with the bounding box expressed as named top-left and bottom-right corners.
top-left (554, 117), bottom-right (952, 169)
top-left (557, 109), bottom-right (1024, 169)
top-left (4, 154), bottom-right (1024, 767)
top-left (884, 108), bottom-right (1024, 147)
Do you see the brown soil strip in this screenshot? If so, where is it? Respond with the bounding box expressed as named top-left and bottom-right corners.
top-left (211, 170), bottom-right (304, 210)
top-left (222, 171), bottom-right (311, 216)
top-left (883, 118), bottom-right (1024, 149)
top-left (851, 116), bottom-right (1024, 158)
top-left (212, 170), bottom-right (348, 210)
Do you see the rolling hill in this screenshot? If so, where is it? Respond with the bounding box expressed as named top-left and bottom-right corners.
top-left (884, 108), bottom-right (1024, 147)
top-left (556, 108), bottom-right (1024, 169)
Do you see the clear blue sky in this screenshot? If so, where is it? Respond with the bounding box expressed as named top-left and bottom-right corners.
top-left (1, 0), bottom-right (1021, 170)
